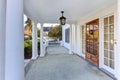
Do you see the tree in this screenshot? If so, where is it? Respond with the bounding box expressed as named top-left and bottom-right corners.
top-left (24, 18), bottom-right (32, 38)
top-left (48, 25), bottom-right (62, 40)
top-left (25, 18), bottom-right (32, 30)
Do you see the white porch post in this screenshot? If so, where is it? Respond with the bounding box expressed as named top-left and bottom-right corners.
top-left (61, 25), bottom-right (64, 46)
top-left (32, 22), bottom-right (38, 59)
top-left (116, 0), bottom-right (120, 80)
top-left (74, 24), bottom-right (77, 53)
top-left (69, 24), bottom-right (72, 54)
top-left (40, 23), bottom-right (44, 57)
top-left (0, 0), bottom-right (6, 80)
top-left (5, 0), bottom-right (24, 80)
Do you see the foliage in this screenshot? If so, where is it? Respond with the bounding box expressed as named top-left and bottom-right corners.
top-left (25, 18), bottom-right (32, 28)
top-left (24, 40), bottom-right (40, 59)
top-left (37, 30), bottom-right (40, 37)
top-left (24, 18), bottom-right (32, 38)
top-left (48, 25), bottom-right (62, 40)
top-left (38, 39), bottom-right (40, 55)
top-left (24, 40), bottom-right (32, 59)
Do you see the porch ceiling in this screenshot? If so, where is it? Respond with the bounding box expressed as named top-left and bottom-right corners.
top-left (24, 0), bottom-right (116, 23)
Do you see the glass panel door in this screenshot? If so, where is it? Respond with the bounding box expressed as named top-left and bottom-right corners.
top-left (103, 15), bottom-right (114, 69)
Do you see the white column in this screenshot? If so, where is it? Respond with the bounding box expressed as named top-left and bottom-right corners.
top-left (73, 24), bottom-right (77, 53)
top-left (40, 23), bottom-right (44, 57)
top-left (62, 25), bottom-right (66, 46)
top-left (76, 24), bottom-right (81, 56)
top-left (32, 22), bottom-right (38, 59)
top-left (0, 0), bottom-right (6, 80)
top-left (5, 0), bottom-right (24, 80)
top-left (69, 24), bottom-right (72, 54)
top-left (116, 0), bottom-right (120, 80)
top-left (72, 24), bottom-right (76, 53)
top-left (61, 25), bottom-right (64, 46)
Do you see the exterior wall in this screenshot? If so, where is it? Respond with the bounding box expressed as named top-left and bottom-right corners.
top-left (76, 3), bottom-right (117, 77)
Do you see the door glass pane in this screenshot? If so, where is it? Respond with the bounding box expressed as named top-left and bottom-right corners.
top-left (109, 16), bottom-right (114, 24)
top-left (110, 51), bottom-right (114, 60)
top-left (104, 17), bottom-right (108, 25)
top-left (110, 42), bottom-right (114, 50)
top-left (104, 26), bottom-right (109, 34)
top-left (104, 34), bottom-right (108, 41)
top-left (110, 34), bottom-right (114, 40)
top-left (104, 42), bottom-right (108, 49)
top-left (110, 25), bottom-right (114, 33)
top-left (104, 50), bottom-right (108, 58)
top-left (110, 60), bottom-right (114, 69)
top-left (104, 58), bottom-right (108, 66)
top-left (109, 34), bottom-right (114, 50)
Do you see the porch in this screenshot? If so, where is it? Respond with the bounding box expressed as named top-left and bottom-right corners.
top-left (25, 46), bottom-right (113, 80)
top-left (1, 0), bottom-right (120, 80)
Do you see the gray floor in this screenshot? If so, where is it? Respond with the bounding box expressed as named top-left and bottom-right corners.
top-left (25, 46), bottom-right (113, 80)
top-left (46, 46), bottom-right (68, 54)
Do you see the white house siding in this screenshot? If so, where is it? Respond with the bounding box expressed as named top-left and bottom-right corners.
top-left (75, 3), bottom-right (117, 78)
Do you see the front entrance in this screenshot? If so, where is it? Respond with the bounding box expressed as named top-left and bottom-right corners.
top-left (86, 19), bottom-right (99, 66)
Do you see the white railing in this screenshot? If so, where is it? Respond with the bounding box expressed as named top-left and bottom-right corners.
top-left (42, 41), bottom-right (49, 55)
top-left (48, 41), bottom-right (61, 46)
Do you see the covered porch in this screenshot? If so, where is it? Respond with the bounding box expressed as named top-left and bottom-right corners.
top-left (1, 0), bottom-right (120, 80)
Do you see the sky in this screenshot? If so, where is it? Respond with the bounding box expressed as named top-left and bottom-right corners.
top-left (24, 15), bottom-right (27, 26)
top-left (24, 14), bottom-right (59, 29)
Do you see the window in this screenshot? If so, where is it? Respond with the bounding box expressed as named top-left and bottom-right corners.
top-left (82, 26), bottom-right (86, 54)
top-left (65, 28), bottom-right (70, 43)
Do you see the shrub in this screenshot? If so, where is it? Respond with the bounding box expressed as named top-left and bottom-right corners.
top-left (24, 40), bottom-right (40, 59)
top-left (38, 39), bottom-right (40, 55)
top-left (24, 40), bottom-right (32, 59)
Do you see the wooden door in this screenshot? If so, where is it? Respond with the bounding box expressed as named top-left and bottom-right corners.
top-left (86, 19), bottom-right (99, 66)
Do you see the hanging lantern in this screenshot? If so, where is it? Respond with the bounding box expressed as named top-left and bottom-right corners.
top-left (59, 11), bottom-right (66, 25)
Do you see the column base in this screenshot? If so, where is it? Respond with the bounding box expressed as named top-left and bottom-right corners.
top-left (31, 55), bottom-right (38, 60)
top-left (40, 54), bottom-right (45, 57)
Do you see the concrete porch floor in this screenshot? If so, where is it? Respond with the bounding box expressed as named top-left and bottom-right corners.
top-left (25, 46), bottom-right (113, 80)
